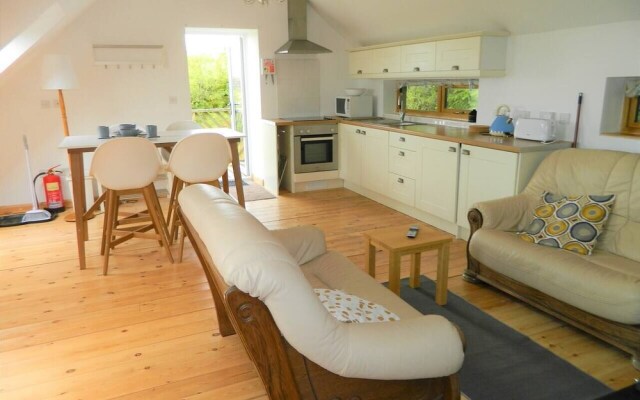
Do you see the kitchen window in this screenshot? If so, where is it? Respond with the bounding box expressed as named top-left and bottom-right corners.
top-left (400, 80), bottom-right (478, 120)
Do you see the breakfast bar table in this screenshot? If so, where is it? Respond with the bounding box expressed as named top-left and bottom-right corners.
top-left (59, 128), bottom-right (245, 270)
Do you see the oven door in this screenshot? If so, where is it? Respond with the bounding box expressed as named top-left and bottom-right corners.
top-left (294, 134), bottom-right (338, 173)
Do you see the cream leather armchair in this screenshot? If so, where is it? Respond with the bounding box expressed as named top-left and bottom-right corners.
top-left (465, 148), bottom-right (640, 369)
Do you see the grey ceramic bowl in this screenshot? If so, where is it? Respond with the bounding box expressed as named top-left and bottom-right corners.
top-left (119, 129), bottom-right (139, 137)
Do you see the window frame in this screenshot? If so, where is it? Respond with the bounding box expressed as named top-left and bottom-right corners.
top-left (621, 95), bottom-right (640, 136)
top-left (398, 83), bottom-right (477, 121)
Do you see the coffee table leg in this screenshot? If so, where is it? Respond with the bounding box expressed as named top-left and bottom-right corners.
top-left (435, 242), bottom-right (450, 305)
top-left (388, 251), bottom-right (401, 295)
top-left (365, 241), bottom-right (376, 278)
top-left (409, 252), bottom-right (421, 288)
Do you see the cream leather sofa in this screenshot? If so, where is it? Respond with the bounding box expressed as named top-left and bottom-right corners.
top-left (178, 184), bottom-right (465, 400)
top-left (465, 148), bottom-right (640, 368)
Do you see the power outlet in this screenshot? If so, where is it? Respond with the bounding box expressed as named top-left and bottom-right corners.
top-left (539, 111), bottom-right (556, 120)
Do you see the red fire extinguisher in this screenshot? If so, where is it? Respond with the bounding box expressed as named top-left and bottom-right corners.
top-left (35, 165), bottom-right (65, 213)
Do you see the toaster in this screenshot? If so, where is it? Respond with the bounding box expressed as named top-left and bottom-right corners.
top-left (514, 118), bottom-right (555, 142)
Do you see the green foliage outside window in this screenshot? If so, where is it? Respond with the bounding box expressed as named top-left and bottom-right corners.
top-left (445, 88), bottom-right (478, 110)
top-left (407, 85), bottom-right (438, 111)
top-left (405, 81), bottom-right (478, 115)
top-left (187, 54), bottom-right (229, 110)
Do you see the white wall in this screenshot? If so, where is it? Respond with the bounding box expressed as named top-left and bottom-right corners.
top-left (479, 21), bottom-right (640, 152)
top-left (0, 0), bottom-right (350, 206)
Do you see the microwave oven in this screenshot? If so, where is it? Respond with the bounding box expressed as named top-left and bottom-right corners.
top-left (335, 95), bottom-right (373, 118)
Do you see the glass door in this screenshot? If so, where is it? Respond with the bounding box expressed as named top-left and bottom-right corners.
top-left (185, 31), bottom-right (249, 175)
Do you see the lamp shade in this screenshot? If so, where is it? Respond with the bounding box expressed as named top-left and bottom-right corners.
top-left (42, 54), bottom-right (78, 90)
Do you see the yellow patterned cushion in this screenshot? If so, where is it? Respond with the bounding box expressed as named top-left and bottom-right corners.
top-left (314, 288), bottom-right (400, 323)
top-left (518, 192), bottom-right (616, 255)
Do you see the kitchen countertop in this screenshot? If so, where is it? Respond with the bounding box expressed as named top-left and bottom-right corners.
top-left (266, 117), bottom-right (571, 153)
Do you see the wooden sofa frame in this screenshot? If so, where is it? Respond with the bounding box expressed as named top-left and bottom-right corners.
top-left (464, 208), bottom-right (640, 369)
top-left (179, 207), bottom-right (462, 400)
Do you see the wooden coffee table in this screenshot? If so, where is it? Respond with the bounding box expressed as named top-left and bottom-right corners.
top-left (362, 223), bottom-right (452, 305)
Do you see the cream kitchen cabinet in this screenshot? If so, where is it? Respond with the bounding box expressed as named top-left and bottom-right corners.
top-left (339, 124), bottom-right (389, 194)
top-left (401, 42), bottom-right (436, 74)
top-left (349, 47), bottom-right (402, 76)
top-left (456, 144), bottom-right (558, 229)
top-left (435, 36), bottom-right (507, 73)
top-left (415, 137), bottom-right (460, 223)
top-left (348, 32), bottom-right (507, 78)
top-left (388, 132), bottom-right (419, 206)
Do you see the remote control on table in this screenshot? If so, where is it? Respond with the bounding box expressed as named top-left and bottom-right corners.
top-left (406, 225), bottom-right (419, 239)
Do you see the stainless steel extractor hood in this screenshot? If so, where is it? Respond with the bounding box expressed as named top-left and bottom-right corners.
top-left (275, 0), bottom-right (331, 54)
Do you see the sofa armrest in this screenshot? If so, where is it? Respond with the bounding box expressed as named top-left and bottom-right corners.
top-left (271, 225), bottom-right (327, 265)
top-left (471, 193), bottom-right (537, 232)
top-left (338, 315), bottom-right (464, 380)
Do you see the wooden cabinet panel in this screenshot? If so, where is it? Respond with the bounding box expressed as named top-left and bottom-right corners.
top-left (456, 144), bottom-right (518, 228)
top-left (361, 127), bottom-right (389, 194)
top-left (339, 124), bottom-right (364, 184)
top-left (372, 47), bottom-right (402, 74)
top-left (401, 42), bottom-right (436, 73)
top-left (388, 173), bottom-right (415, 206)
top-left (415, 138), bottom-right (460, 223)
top-left (389, 147), bottom-right (417, 179)
top-left (435, 37), bottom-right (481, 71)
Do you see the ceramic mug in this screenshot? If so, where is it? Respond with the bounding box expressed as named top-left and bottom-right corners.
top-left (146, 124), bottom-right (158, 138)
top-left (98, 125), bottom-right (110, 139)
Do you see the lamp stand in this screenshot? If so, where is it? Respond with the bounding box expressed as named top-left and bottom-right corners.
top-left (58, 89), bottom-right (97, 222)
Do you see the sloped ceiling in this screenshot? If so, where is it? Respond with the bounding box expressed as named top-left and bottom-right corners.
top-left (309, 0), bottom-right (640, 46)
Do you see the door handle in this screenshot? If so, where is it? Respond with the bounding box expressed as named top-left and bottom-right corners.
top-left (398, 151), bottom-right (405, 156)
top-left (413, 67), bottom-right (420, 72)
top-left (357, 70), bottom-right (363, 74)
top-left (462, 149), bottom-right (470, 155)
top-left (356, 129), bottom-right (361, 134)
top-left (448, 146), bottom-right (457, 153)
top-left (383, 68), bottom-right (389, 73)
top-left (361, 130), bottom-right (367, 135)
top-left (399, 137), bottom-right (406, 142)
top-left (397, 177), bottom-right (404, 184)
top-left (451, 65), bottom-right (460, 71)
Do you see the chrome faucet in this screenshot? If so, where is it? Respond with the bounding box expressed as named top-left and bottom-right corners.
top-left (398, 83), bottom-right (408, 123)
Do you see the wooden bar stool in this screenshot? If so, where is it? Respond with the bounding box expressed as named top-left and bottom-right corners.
top-left (166, 132), bottom-right (232, 261)
top-left (90, 137), bottom-right (174, 275)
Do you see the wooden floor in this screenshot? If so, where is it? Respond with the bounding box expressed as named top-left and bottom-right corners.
top-left (0, 188), bottom-right (637, 399)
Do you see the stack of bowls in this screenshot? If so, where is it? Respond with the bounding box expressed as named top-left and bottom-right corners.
top-left (119, 124), bottom-right (138, 137)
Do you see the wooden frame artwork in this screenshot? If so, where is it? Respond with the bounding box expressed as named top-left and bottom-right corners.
top-left (621, 95), bottom-right (640, 136)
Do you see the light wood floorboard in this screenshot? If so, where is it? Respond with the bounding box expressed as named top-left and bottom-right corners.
top-left (0, 188), bottom-right (636, 399)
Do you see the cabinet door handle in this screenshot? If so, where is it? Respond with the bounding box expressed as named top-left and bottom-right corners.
top-left (382, 68), bottom-right (389, 73)
top-left (362, 130), bottom-right (366, 135)
top-left (397, 177), bottom-right (404, 184)
top-left (451, 65), bottom-right (460, 71)
top-left (462, 149), bottom-right (470, 155)
top-left (355, 129), bottom-right (361, 134)
top-left (398, 151), bottom-right (405, 156)
top-left (448, 146), bottom-right (457, 153)
top-left (413, 67), bottom-right (420, 72)
top-left (399, 137), bottom-right (406, 142)
top-left (357, 70), bottom-right (363, 74)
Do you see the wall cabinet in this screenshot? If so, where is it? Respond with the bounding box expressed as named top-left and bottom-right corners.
top-left (348, 32), bottom-right (507, 79)
top-left (340, 124), bottom-right (389, 194)
top-left (415, 138), bottom-right (460, 223)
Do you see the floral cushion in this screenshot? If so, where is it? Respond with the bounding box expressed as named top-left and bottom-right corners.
top-left (314, 288), bottom-right (399, 323)
top-left (518, 191), bottom-right (616, 255)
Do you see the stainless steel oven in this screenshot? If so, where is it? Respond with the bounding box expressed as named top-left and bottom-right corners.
top-left (293, 124), bottom-right (338, 173)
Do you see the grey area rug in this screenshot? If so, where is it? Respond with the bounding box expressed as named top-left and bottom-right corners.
top-left (397, 276), bottom-right (613, 400)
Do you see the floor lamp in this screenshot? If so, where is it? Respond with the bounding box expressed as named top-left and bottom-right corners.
top-left (41, 54), bottom-right (93, 221)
